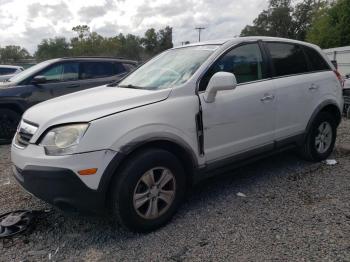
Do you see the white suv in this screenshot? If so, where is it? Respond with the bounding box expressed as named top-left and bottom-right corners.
top-left (11, 37), bottom-right (343, 232)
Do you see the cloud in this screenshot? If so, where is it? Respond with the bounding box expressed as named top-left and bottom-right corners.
top-left (78, 0), bottom-right (119, 23)
top-left (78, 6), bottom-right (106, 23)
top-left (27, 2), bottom-right (73, 24)
top-left (0, 0), bottom-right (268, 54)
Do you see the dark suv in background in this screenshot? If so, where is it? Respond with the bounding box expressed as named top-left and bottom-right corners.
top-left (0, 57), bottom-right (137, 143)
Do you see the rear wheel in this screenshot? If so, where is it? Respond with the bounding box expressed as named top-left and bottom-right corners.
top-left (0, 109), bottom-right (21, 145)
top-left (110, 148), bottom-right (187, 232)
top-left (299, 112), bottom-right (337, 161)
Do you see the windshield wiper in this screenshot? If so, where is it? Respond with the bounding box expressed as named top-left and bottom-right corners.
top-left (118, 84), bottom-right (145, 89)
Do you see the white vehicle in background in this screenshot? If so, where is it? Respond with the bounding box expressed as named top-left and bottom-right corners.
top-left (11, 37), bottom-right (343, 232)
top-left (0, 65), bottom-right (24, 82)
top-left (344, 74), bottom-right (350, 89)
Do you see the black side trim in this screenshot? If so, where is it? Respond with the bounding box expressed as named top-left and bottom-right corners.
top-left (193, 134), bottom-right (304, 184)
top-left (305, 100), bottom-right (342, 135)
top-left (119, 137), bottom-right (199, 168)
top-left (195, 110), bottom-right (204, 156)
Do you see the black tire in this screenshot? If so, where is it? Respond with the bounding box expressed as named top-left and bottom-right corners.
top-left (299, 112), bottom-right (337, 162)
top-left (110, 148), bottom-right (187, 232)
top-left (0, 109), bottom-right (21, 145)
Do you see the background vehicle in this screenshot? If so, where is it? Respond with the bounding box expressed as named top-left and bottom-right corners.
top-left (11, 37), bottom-right (343, 232)
top-left (0, 65), bottom-right (24, 82)
top-left (0, 57), bottom-right (137, 143)
top-left (344, 74), bottom-right (350, 89)
top-left (343, 74), bottom-right (350, 117)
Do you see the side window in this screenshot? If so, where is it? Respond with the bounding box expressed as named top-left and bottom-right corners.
top-left (81, 62), bottom-right (114, 79)
top-left (123, 63), bottom-right (136, 72)
top-left (199, 43), bottom-right (267, 91)
top-left (40, 62), bottom-right (79, 82)
top-left (267, 42), bottom-right (308, 77)
top-left (114, 63), bottom-right (127, 74)
top-left (303, 46), bottom-right (330, 72)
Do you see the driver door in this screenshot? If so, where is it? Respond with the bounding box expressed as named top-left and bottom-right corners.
top-left (30, 62), bottom-right (82, 102)
top-left (199, 42), bottom-right (277, 162)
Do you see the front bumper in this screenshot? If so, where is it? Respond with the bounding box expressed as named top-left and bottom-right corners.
top-left (11, 144), bottom-right (123, 213)
top-left (12, 165), bottom-right (106, 213)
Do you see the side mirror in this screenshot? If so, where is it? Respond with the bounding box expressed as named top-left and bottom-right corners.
top-left (204, 72), bottom-right (237, 103)
top-left (32, 75), bottom-right (47, 85)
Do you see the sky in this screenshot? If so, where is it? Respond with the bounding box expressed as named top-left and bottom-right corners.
top-left (0, 0), bottom-right (268, 54)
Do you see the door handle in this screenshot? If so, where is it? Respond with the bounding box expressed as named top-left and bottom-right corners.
top-left (260, 94), bottom-right (275, 102)
top-left (309, 84), bottom-right (319, 90)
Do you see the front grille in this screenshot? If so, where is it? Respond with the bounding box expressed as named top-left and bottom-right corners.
top-left (14, 120), bottom-right (38, 148)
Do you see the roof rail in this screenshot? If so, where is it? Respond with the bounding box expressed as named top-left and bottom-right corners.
top-left (60, 56), bottom-right (132, 60)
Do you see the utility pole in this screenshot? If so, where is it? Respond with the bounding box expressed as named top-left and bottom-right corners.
top-left (195, 27), bottom-right (205, 42)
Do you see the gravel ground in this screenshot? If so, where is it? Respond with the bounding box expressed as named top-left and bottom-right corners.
top-left (1, 120), bottom-right (350, 261)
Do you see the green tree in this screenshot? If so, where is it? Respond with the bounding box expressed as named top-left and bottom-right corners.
top-left (33, 25), bottom-right (173, 61)
top-left (0, 45), bottom-right (30, 63)
top-left (141, 27), bottom-right (173, 57)
top-left (157, 26), bottom-right (173, 52)
top-left (72, 25), bottom-right (90, 40)
top-left (306, 0), bottom-right (350, 48)
top-left (35, 37), bottom-right (70, 61)
top-left (115, 34), bottom-right (143, 60)
top-left (240, 0), bottom-right (325, 41)
top-left (142, 28), bottom-right (158, 56)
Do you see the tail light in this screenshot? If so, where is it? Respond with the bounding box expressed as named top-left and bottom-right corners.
top-left (334, 70), bottom-right (344, 88)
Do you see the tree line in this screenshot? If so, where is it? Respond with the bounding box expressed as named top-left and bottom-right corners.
top-left (240, 0), bottom-right (350, 49)
top-left (0, 25), bottom-right (173, 63)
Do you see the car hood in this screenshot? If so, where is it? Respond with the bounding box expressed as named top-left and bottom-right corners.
top-left (23, 85), bottom-right (171, 128)
top-left (0, 80), bottom-right (15, 87)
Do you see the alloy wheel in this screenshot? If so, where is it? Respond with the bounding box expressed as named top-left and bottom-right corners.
top-left (133, 167), bottom-right (176, 220)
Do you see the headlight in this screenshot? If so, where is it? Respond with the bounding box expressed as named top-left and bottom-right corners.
top-left (40, 124), bottom-right (89, 155)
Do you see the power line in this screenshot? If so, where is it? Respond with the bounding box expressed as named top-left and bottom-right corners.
top-left (195, 27), bottom-right (205, 42)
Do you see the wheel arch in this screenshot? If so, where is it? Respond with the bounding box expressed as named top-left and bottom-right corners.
top-left (306, 100), bottom-right (342, 136)
top-left (0, 101), bottom-right (25, 115)
top-left (101, 138), bottom-right (199, 207)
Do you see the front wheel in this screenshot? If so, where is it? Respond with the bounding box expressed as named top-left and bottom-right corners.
top-left (110, 148), bottom-right (187, 232)
top-left (298, 112), bottom-right (337, 162)
top-left (0, 109), bottom-right (21, 145)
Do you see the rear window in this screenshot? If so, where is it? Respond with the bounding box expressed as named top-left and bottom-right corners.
top-left (80, 62), bottom-right (114, 79)
top-left (267, 42), bottom-right (308, 77)
top-left (303, 46), bottom-right (330, 72)
top-left (0, 68), bottom-right (17, 75)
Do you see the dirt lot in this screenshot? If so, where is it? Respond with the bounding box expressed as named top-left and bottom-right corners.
top-left (1, 120), bottom-right (350, 261)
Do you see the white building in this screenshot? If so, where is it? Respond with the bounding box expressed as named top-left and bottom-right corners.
top-left (323, 46), bottom-right (350, 76)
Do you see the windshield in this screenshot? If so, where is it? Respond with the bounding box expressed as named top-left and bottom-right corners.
top-left (8, 60), bottom-right (54, 83)
top-left (119, 45), bottom-right (218, 90)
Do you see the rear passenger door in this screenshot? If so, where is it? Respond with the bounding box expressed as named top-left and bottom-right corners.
top-left (265, 42), bottom-right (329, 140)
top-left (78, 61), bottom-right (124, 89)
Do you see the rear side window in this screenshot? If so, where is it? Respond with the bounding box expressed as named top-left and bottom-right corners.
top-left (123, 63), bottom-right (136, 72)
top-left (199, 43), bottom-right (267, 91)
top-left (267, 42), bottom-right (308, 77)
top-left (0, 68), bottom-right (17, 75)
top-left (114, 63), bottom-right (127, 74)
top-left (303, 46), bottom-right (330, 72)
top-left (80, 62), bottom-right (114, 79)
